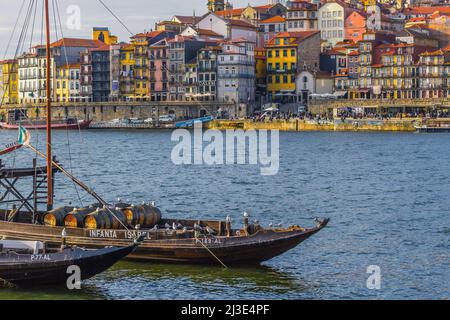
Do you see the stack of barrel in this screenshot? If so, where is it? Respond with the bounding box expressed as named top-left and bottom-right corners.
top-left (43, 202), bottom-right (161, 230)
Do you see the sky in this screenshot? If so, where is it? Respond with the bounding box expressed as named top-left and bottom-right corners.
top-left (0, 0), bottom-right (270, 59)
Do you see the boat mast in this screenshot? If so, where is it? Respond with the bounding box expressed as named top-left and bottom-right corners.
top-left (44, 0), bottom-right (53, 210)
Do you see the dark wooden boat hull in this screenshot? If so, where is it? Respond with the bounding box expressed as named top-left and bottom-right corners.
top-left (0, 219), bottom-right (329, 265)
top-left (0, 244), bottom-right (137, 286)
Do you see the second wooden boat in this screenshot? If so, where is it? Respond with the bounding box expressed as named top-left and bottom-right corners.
top-left (0, 239), bottom-right (140, 286)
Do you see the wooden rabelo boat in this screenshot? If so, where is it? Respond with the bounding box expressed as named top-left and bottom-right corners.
top-left (0, 207), bottom-right (329, 265)
top-left (0, 0), bottom-right (329, 267)
top-left (0, 239), bottom-right (141, 286)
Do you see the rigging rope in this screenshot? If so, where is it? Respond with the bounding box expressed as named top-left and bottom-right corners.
top-left (97, 0), bottom-right (134, 36)
top-left (2, 0), bottom-right (26, 60)
top-left (195, 235), bottom-right (228, 269)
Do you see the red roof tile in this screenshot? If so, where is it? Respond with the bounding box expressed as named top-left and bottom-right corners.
top-left (260, 15), bottom-right (286, 24)
top-left (51, 38), bottom-right (104, 48)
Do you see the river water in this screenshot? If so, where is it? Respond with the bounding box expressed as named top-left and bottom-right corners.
top-left (0, 129), bottom-right (448, 300)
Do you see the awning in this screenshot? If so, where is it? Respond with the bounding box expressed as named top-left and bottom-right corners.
top-left (275, 92), bottom-right (296, 96)
top-left (333, 91), bottom-right (347, 97)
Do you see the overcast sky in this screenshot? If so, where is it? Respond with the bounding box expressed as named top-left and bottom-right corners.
top-left (0, 0), bottom-right (269, 59)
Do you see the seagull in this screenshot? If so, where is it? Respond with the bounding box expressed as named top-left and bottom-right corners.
top-left (269, 222), bottom-right (273, 228)
top-left (165, 223), bottom-right (171, 229)
top-left (135, 224), bottom-right (141, 230)
top-left (182, 227), bottom-right (188, 233)
top-left (172, 222), bottom-right (177, 230)
top-left (206, 226), bottom-right (216, 235)
top-left (194, 223), bottom-right (201, 231)
top-left (254, 219), bottom-right (259, 225)
top-left (276, 223), bottom-right (283, 227)
top-left (177, 223), bottom-right (183, 229)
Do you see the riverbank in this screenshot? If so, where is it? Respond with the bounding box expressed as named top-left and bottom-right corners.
top-left (206, 118), bottom-right (420, 132)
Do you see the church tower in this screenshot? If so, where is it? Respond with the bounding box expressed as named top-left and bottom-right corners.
top-left (207, 0), bottom-right (225, 13)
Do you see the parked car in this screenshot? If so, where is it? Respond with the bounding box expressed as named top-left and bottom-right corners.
top-left (130, 118), bottom-right (144, 124)
top-left (110, 118), bottom-right (130, 125)
top-left (159, 115), bottom-right (175, 123)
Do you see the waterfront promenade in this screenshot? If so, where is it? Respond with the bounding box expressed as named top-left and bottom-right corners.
top-left (1, 98), bottom-right (449, 132)
top-left (207, 118), bottom-right (420, 132)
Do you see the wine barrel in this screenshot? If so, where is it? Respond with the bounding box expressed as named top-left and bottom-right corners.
top-left (64, 207), bottom-right (96, 228)
top-left (122, 206), bottom-right (142, 226)
top-left (141, 205), bottom-right (162, 227)
top-left (43, 207), bottom-right (74, 227)
top-left (84, 208), bottom-right (127, 230)
top-left (122, 204), bottom-right (161, 228)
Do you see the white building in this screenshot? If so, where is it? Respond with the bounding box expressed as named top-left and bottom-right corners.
top-left (196, 12), bottom-right (258, 43)
top-left (18, 46), bottom-right (55, 104)
top-left (296, 70), bottom-right (334, 104)
top-left (318, 1), bottom-right (346, 47)
top-left (217, 39), bottom-right (256, 103)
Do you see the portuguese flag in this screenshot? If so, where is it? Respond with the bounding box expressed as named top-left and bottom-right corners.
top-left (0, 126), bottom-right (30, 156)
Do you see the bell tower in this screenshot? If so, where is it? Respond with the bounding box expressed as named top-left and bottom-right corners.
top-left (207, 0), bottom-right (225, 13)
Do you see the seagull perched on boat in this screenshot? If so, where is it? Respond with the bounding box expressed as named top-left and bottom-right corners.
top-left (182, 227), bottom-right (188, 233)
top-left (194, 223), bottom-right (201, 231)
top-left (269, 222), bottom-right (273, 228)
top-left (151, 225), bottom-right (158, 231)
top-left (177, 223), bottom-right (183, 229)
top-left (276, 223), bottom-right (283, 227)
top-left (135, 224), bottom-right (141, 230)
top-left (165, 223), bottom-right (171, 229)
top-left (172, 222), bottom-right (177, 230)
top-left (206, 226), bottom-right (216, 235)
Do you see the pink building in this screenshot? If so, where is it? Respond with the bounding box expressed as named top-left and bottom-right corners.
top-left (149, 38), bottom-right (170, 101)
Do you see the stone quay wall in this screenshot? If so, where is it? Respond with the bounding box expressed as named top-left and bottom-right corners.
top-left (0, 101), bottom-right (244, 122)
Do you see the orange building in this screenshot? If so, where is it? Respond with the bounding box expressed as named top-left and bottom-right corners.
top-left (345, 11), bottom-right (366, 43)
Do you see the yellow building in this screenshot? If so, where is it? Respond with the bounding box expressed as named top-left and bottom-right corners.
top-left (119, 44), bottom-right (135, 99)
top-left (265, 32), bottom-right (298, 102)
top-left (55, 64), bottom-right (81, 103)
top-left (131, 34), bottom-right (151, 99)
top-left (93, 27), bottom-right (118, 45)
top-left (156, 21), bottom-right (183, 33)
top-left (255, 48), bottom-right (267, 99)
top-left (0, 60), bottom-right (18, 104)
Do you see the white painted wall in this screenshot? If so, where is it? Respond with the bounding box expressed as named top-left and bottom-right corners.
top-left (197, 13), bottom-right (228, 38)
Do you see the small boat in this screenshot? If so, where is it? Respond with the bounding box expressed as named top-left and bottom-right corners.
top-left (0, 238), bottom-right (142, 286)
top-left (0, 119), bottom-right (92, 130)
